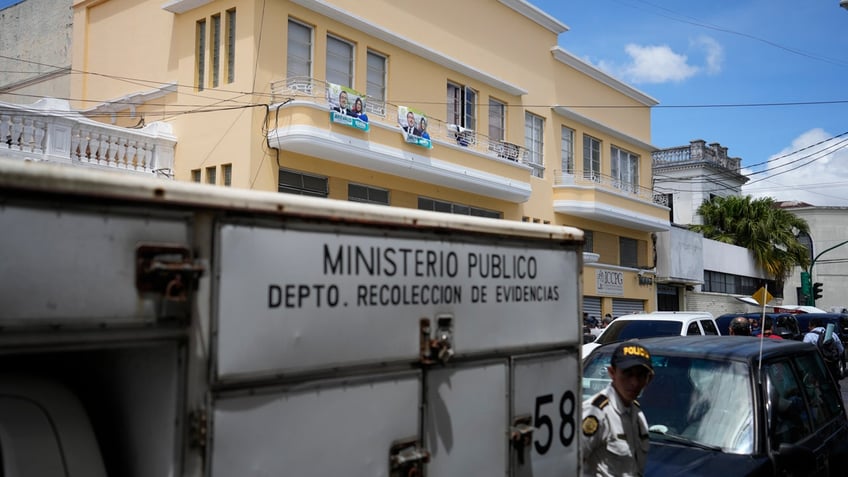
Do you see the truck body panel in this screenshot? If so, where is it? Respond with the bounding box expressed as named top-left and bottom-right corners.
top-left (0, 159), bottom-right (583, 477)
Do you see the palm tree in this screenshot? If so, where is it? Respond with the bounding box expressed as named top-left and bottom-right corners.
top-left (691, 195), bottom-right (811, 282)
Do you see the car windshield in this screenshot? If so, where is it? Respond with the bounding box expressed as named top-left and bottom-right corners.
top-left (583, 351), bottom-right (754, 454)
top-left (595, 320), bottom-right (683, 345)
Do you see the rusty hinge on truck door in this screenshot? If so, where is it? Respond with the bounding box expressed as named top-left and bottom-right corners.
top-left (510, 415), bottom-right (534, 465)
top-left (389, 437), bottom-right (429, 477)
top-left (136, 243), bottom-right (204, 321)
top-left (419, 314), bottom-right (455, 365)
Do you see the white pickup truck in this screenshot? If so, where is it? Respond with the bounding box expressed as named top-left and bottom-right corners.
top-left (0, 159), bottom-right (584, 477)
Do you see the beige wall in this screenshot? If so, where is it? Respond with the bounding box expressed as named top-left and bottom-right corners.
top-left (60, 0), bottom-right (665, 310)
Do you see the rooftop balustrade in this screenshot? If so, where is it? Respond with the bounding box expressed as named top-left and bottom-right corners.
top-left (0, 98), bottom-right (176, 177)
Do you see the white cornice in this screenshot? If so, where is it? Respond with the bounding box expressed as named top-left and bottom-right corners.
top-left (551, 47), bottom-right (658, 107)
top-left (84, 81), bottom-right (178, 116)
top-left (554, 200), bottom-right (669, 232)
top-left (498, 0), bottom-right (569, 34)
top-left (268, 124), bottom-right (532, 203)
top-left (552, 106), bottom-right (655, 152)
top-left (161, 0), bottom-right (212, 14)
top-left (291, 0), bottom-right (527, 96)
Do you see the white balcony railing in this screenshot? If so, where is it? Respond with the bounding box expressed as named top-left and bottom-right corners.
top-left (271, 77), bottom-right (536, 169)
top-left (0, 98), bottom-right (176, 177)
top-left (553, 169), bottom-right (667, 206)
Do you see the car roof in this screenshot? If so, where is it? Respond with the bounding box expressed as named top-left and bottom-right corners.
top-left (587, 335), bottom-right (814, 362)
top-left (613, 312), bottom-right (713, 322)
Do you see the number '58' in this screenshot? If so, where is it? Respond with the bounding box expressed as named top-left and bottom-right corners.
top-left (533, 390), bottom-right (576, 454)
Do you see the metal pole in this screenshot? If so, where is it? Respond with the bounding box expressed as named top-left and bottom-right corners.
top-left (807, 239), bottom-right (848, 306)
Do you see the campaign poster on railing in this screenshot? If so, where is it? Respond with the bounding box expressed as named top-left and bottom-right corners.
top-left (327, 83), bottom-right (369, 131)
top-left (397, 106), bottom-right (432, 149)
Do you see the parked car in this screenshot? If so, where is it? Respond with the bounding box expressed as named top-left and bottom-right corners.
top-left (581, 312), bottom-right (719, 359)
top-left (715, 313), bottom-right (802, 340)
top-left (582, 336), bottom-right (848, 476)
top-left (794, 313), bottom-right (848, 378)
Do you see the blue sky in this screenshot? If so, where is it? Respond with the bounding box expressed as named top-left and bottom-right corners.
top-left (534, 0), bottom-right (848, 206)
top-left (3, 0), bottom-right (846, 205)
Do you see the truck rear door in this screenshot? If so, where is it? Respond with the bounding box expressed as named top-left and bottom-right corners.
top-left (209, 216), bottom-right (582, 476)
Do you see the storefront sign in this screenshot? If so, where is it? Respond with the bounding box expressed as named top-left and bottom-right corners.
top-left (596, 269), bottom-right (624, 296)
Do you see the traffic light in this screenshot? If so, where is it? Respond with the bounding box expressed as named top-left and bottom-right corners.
top-left (801, 272), bottom-right (812, 296)
top-left (813, 282), bottom-right (824, 301)
top-left (801, 272), bottom-right (812, 304)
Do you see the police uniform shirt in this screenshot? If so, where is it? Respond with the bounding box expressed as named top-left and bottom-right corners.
top-left (581, 383), bottom-right (650, 477)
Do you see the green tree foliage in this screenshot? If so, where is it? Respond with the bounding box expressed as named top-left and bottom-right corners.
top-left (690, 195), bottom-right (810, 281)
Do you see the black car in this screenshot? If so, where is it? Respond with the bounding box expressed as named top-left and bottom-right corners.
top-left (715, 313), bottom-right (802, 340)
top-left (583, 336), bottom-right (848, 476)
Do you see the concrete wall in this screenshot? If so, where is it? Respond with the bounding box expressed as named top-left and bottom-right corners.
top-left (0, 0), bottom-right (73, 103)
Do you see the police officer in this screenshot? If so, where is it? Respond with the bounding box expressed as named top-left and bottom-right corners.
top-left (582, 342), bottom-right (653, 477)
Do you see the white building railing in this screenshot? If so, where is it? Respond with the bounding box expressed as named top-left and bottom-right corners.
top-left (0, 98), bottom-right (176, 177)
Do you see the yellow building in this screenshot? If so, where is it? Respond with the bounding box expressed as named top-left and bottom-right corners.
top-left (66, 0), bottom-right (669, 314)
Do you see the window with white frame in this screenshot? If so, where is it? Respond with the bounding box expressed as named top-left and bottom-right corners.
top-left (488, 98), bottom-right (505, 142)
top-left (611, 145), bottom-right (639, 193)
top-left (366, 50), bottom-right (386, 116)
top-left (447, 82), bottom-right (476, 130)
top-left (349, 183), bottom-right (389, 205)
top-left (287, 19), bottom-right (312, 80)
top-left (326, 35), bottom-right (353, 87)
top-left (524, 112), bottom-right (544, 178)
top-left (561, 126), bottom-right (575, 177)
top-left (583, 134), bottom-right (601, 182)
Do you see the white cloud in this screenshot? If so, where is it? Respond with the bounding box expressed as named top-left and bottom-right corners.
top-left (742, 129), bottom-right (848, 206)
top-left (590, 36), bottom-right (723, 84)
top-left (621, 44), bottom-right (698, 84)
top-left (691, 36), bottom-right (723, 75)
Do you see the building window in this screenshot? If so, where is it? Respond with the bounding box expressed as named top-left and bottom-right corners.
top-left (561, 126), bottom-right (575, 176)
top-left (211, 14), bottom-right (221, 87)
top-left (196, 19), bottom-right (206, 91)
top-left (524, 112), bottom-right (544, 178)
top-left (611, 145), bottom-right (639, 193)
top-left (226, 9), bottom-right (236, 84)
top-left (584, 230), bottom-right (593, 253)
top-left (349, 183), bottom-right (389, 205)
top-left (418, 197), bottom-right (500, 219)
top-left (206, 166), bottom-right (216, 185)
top-left (447, 82), bottom-right (476, 130)
top-left (222, 164), bottom-right (232, 186)
top-left (583, 134), bottom-right (601, 182)
top-left (279, 168), bottom-right (328, 197)
top-left (488, 98), bottom-right (505, 142)
top-left (366, 50), bottom-right (386, 116)
top-left (191, 169), bottom-right (201, 183)
top-left (326, 35), bottom-right (353, 87)
top-left (619, 237), bottom-right (638, 268)
top-left (287, 19), bottom-right (312, 80)
top-left (703, 271), bottom-right (775, 297)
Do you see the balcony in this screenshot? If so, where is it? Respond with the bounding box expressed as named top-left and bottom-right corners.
top-left (552, 170), bottom-right (670, 232)
top-left (0, 98), bottom-right (176, 177)
top-left (652, 140), bottom-right (742, 173)
top-left (267, 77), bottom-right (534, 203)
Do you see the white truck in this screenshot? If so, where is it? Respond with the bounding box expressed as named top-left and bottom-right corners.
top-left (0, 158), bottom-right (584, 477)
